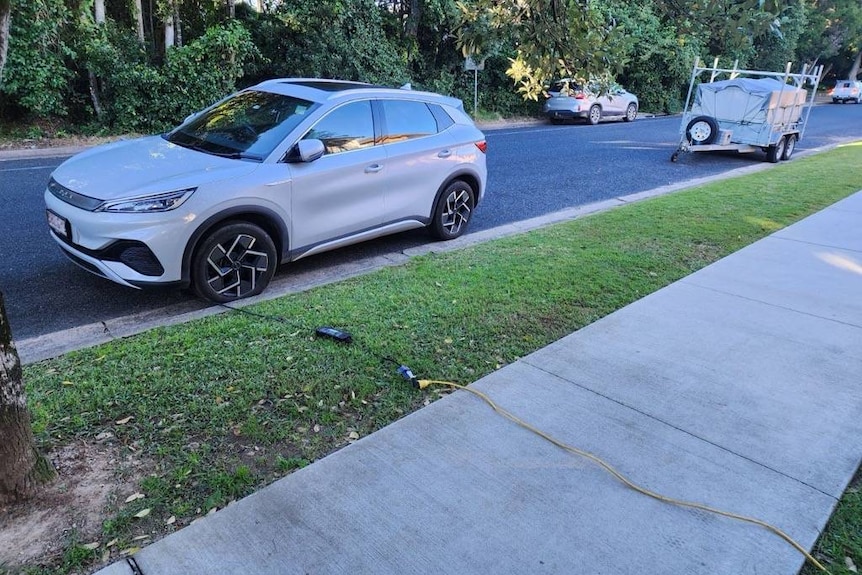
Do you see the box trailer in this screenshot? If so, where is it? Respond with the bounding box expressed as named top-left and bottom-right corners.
top-left (671, 58), bottom-right (822, 163)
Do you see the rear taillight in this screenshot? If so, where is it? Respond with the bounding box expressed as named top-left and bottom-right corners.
top-left (475, 141), bottom-right (487, 154)
top-left (574, 93), bottom-right (586, 100)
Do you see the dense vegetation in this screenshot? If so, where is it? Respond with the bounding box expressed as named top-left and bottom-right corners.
top-left (0, 0), bottom-right (860, 135)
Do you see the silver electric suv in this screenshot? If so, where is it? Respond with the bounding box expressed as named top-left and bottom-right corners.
top-left (45, 79), bottom-right (488, 302)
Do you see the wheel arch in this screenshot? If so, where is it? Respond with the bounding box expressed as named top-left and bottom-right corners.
top-left (428, 172), bottom-right (482, 220)
top-left (181, 207), bottom-right (289, 286)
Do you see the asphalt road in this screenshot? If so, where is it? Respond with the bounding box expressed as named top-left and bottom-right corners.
top-left (3, 105), bottom-right (862, 341)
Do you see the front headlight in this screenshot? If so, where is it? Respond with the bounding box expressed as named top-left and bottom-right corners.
top-left (97, 188), bottom-right (196, 213)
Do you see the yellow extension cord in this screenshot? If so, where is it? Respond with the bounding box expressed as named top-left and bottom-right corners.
top-left (416, 379), bottom-right (828, 573)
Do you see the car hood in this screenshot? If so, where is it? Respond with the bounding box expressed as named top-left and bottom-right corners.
top-left (51, 136), bottom-right (260, 201)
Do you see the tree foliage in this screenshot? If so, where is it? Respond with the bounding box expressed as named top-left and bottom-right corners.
top-left (0, 0), bottom-right (860, 130)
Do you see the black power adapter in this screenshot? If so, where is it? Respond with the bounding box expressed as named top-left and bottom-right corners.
top-left (315, 326), bottom-right (353, 343)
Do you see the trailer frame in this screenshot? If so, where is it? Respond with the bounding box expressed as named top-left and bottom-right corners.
top-left (671, 58), bottom-right (823, 163)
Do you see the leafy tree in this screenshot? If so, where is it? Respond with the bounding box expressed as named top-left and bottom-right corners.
top-left (243, 0), bottom-right (409, 85)
top-left (796, 0), bottom-right (862, 79)
top-left (457, 0), bottom-right (629, 100)
top-left (0, 291), bottom-right (55, 505)
top-left (610, 1), bottom-right (703, 113)
top-left (0, 0), bottom-right (74, 117)
top-left (0, 0), bottom-right (10, 83)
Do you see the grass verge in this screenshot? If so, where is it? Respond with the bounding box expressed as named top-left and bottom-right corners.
top-left (12, 143), bottom-right (862, 574)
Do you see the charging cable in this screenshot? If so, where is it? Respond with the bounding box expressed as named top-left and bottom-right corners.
top-left (413, 377), bottom-right (828, 573)
top-left (211, 301), bottom-right (827, 572)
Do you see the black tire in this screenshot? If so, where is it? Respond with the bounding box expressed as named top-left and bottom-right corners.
top-left (766, 137), bottom-right (786, 163)
top-left (587, 105), bottom-right (602, 125)
top-left (192, 221), bottom-right (278, 303)
top-left (624, 103), bottom-right (638, 122)
top-left (685, 115), bottom-right (718, 145)
top-left (781, 134), bottom-right (797, 161)
top-left (431, 180), bottom-right (475, 240)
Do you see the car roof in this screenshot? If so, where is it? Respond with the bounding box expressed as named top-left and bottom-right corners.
top-left (250, 78), bottom-right (462, 108)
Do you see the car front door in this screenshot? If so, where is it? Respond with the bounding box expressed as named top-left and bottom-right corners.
top-left (288, 100), bottom-right (385, 250)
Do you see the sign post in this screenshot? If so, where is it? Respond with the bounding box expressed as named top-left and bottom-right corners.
top-left (464, 56), bottom-right (486, 116)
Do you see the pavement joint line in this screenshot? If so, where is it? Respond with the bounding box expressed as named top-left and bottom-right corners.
top-left (519, 357), bottom-right (841, 500)
top-left (769, 233), bottom-right (862, 255)
top-left (679, 277), bottom-right (862, 331)
top-left (13, 140), bottom-right (854, 365)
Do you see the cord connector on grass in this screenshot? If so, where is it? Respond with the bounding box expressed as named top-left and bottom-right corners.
top-left (396, 365), bottom-right (419, 388)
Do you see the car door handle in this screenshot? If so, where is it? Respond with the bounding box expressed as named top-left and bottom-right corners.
top-left (365, 163), bottom-right (383, 173)
top-left (437, 149), bottom-right (452, 158)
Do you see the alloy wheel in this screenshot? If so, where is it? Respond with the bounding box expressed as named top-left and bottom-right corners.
top-left (204, 233), bottom-right (270, 298)
top-left (441, 188), bottom-right (472, 236)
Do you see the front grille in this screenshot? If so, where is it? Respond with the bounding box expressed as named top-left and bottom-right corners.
top-left (47, 179), bottom-right (103, 211)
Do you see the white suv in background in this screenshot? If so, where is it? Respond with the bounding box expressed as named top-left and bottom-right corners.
top-left (45, 79), bottom-right (487, 302)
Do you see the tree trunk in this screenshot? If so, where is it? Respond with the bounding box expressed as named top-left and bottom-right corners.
top-left (0, 292), bottom-right (55, 506)
top-left (848, 49), bottom-right (862, 80)
top-left (405, 0), bottom-right (420, 37)
top-left (81, 4), bottom-right (104, 119)
top-left (94, 0), bottom-right (105, 23)
top-left (132, 0), bottom-right (145, 43)
top-left (227, 0), bottom-right (235, 19)
top-left (88, 70), bottom-right (104, 118)
top-left (0, 0), bottom-right (10, 85)
top-left (164, 11), bottom-right (174, 49)
top-left (173, 0), bottom-right (181, 47)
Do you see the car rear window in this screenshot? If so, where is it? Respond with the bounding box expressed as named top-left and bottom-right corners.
top-left (379, 100), bottom-right (438, 143)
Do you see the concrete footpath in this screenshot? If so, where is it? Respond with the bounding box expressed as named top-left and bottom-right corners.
top-left (96, 192), bottom-right (862, 575)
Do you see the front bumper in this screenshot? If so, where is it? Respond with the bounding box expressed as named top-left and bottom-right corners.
top-left (44, 191), bottom-right (191, 288)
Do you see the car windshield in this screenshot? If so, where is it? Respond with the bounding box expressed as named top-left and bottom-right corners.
top-left (165, 91), bottom-right (318, 160)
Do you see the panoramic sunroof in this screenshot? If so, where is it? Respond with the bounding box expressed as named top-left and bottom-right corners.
top-left (283, 80), bottom-right (385, 92)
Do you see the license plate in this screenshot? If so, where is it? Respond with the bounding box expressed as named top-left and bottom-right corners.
top-left (46, 210), bottom-right (69, 238)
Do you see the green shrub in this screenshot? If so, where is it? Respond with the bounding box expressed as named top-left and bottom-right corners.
top-left (1, 0), bottom-right (74, 117)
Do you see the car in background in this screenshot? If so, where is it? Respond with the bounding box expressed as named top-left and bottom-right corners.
top-left (45, 79), bottom-right (487, 302)
top-left (831, 79), bottom-right (862, 103)
top-left (542, 80), bottom-right (639, 125)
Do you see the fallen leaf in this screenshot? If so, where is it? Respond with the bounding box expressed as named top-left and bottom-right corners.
top-left (313, 424), bottom-right (321, 433)
top-left (166, 516), bottom-right (176, 525)
top-left (133, 508), bottom-right (151, 519)
top-left (132, 535), bottom-right (150, 541)
top-left (82, 542), bottom-right (100, 550)
top-left (348, 431), bottom-right (360, 440)
top-left (62, 381), bottom-right (74, 386)
top-left (120, 547), bottom-right (141, 556)
top-left (115, 416), bottom-right (134, 425)
top-left (207, 507), bottom-right (218, 515)
top-left (125, 493), bottom-right (145, 503)
top-left (846, 557), bottom-right (858, 573)
top-left (444, 338), bottom-right (453, 344)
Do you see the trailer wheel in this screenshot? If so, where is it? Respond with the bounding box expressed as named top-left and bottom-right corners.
top-left (685, 116), bottom-right (718, 145)
top-left (782, 135), bottom-right (797, 161)
top-left (766, 137), bottom-right (786, 163)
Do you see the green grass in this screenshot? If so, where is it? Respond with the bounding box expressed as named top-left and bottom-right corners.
top-left (14, 143), bottom-right (862, 574)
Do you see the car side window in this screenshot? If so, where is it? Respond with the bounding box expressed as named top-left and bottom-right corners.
top-left (380, 100), bottom-right (438, 144)
top-left (304, 100), bottom-right (375, 155)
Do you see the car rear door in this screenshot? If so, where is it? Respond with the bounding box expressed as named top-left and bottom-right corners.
top-left (377, 99), bottom-right (455, 224)
top-left (288, 100), bottom-right (386, 250)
